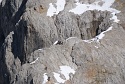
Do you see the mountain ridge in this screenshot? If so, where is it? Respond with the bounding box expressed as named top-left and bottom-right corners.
top-left (0, 0), bottom-right (125, 84)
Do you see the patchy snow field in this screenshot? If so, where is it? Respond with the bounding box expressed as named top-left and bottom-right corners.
top-left (47, 0), bottom-right (66, 17)
top-left (69, 0), bottom-right (120, 23)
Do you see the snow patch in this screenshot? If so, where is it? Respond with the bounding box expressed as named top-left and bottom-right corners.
top-left (53, 66), bottom-right (75, 84)
top-left (110, 12), bottom-right (120, 23)
top-left (47, 3), bottom-right (56, 17)
top-left (30, 57), bottom-right (39, 64)
top-left (47, 0), bottom-right (66, 17)
top-left (105, 26), bottom-right (113, 32)
top-left (53, 41), bottom-right (59, 45)
top-left (95, 46), bottom-right (99, 48)
top-left (42, 73), bottom-right (48, 84)
top-left (66, 37), bottom-right (77, 41)
top-left (53, 72), bottom-right (65, 83)
top-left (59, 66), bottom-right (75, 80)
top-left (96, 32), bottom-right (105, 40)
top-left (38, 49), bottom-right (42, 51)
top-left (83, 40), bottom-right (92, 43)
top-left (69, 0), bottom-right (120, 23)
top-left (83, 26), bottom-right (113, 43)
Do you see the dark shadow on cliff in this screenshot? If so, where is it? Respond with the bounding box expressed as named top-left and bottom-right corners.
top-left (0, 0), bottom-right (28, 48)
top-left (0, 0), bottom-right (28, 84)
top-left (0, 45), bottom-right (10, 84)
top-left (11, 0), bottom-right (28, 25)
top-left (0, 1), bottom-right (5, 49)
top-left (11, 20), bottom-right (27, 64)
top-left (0, 0), bottom-right (28, 37)
top-left (11, 20), bottom-right (45, 64)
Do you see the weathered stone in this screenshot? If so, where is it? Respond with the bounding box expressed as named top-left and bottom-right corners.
top-left (0, 0), bottom-right (125, 84)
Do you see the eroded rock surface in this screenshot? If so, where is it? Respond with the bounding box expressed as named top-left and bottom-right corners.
top-left (0, 0), bottom-right (125, 84)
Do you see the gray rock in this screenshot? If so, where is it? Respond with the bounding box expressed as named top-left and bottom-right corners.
top-left (0, 0), bottom-right (125, 84)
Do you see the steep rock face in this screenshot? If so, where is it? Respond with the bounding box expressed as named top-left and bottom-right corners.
top-left (0, 0), bottom-right (125, 84)
top-left (71, 24), bottom-right (125, 84)
top-left (114, 0), bottom-right (125, 29)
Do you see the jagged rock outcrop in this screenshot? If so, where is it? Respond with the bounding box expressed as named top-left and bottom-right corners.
top-left (0, 0), bottom-right (125, 84)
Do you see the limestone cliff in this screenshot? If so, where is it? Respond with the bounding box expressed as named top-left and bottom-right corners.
top-left (0, 0), bottom-right (125, 84)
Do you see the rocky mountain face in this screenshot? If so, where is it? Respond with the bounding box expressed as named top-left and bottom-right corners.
top-left (0, 0), bottom-right (125, 84)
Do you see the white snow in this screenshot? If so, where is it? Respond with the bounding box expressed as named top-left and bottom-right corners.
top-left (56, 0), bottom-right (66, 13)
top-left (38, 49), bottom-right (42, 51)
top-left (47, 0), bottom-right (120, 22)
top-left (42, 73), bottom-right (48, 84)
top-left (96, 26), bottom-right (112, 40)
top-left (66, 37), bottom-right (77, 41)
top-left (83, 40), bottom-right (92, 43)
top-left (110, 12), bottom-right (120, 23)
top-left (83, 26), bottom-right (113, 43)
top-left (53, 65), bottom-right (76, 84)
top-left (53, 72), bottom-right (65, 83)
top-left (47, 3), bottom-right (56, 17)
top-left (69, 0), bottom-right (120, 23)
top-left (30, 57), bottom-right (39, 64)
top-left (47, 0), bottom-right (66, 17)
top-left (105, 26), bottom-right (113, 32)
top-left (59, 66), bottom-right (75, 80)
top-left (97, 32), bottom-right (105, 40)
top-left (93, 26), bottom-right (112, 42)
top-left (53, 41), bottom-right (59, 45)
top-left (69, 27), bottom-right (112, 43)
top-left (95, 46), bottom-right (99, 48)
